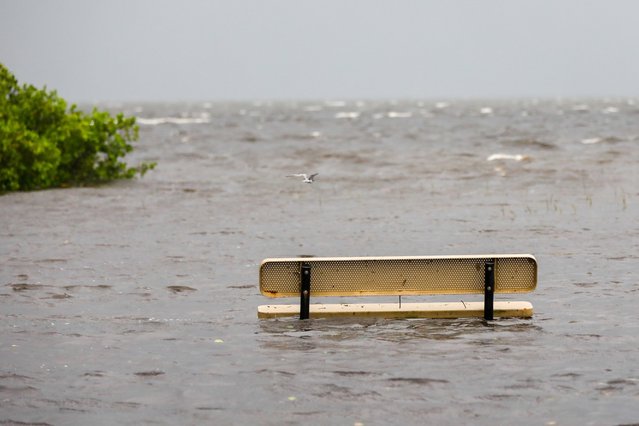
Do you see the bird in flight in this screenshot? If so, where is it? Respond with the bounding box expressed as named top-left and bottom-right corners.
top-left (286, 173), bottom-right (318, 183)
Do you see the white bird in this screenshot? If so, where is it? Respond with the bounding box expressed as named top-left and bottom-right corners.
top-left (286, 173), bottom-right (318, 183)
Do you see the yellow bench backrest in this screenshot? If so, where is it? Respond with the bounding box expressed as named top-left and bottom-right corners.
top-left (260, 254), bottom-right (537, 298)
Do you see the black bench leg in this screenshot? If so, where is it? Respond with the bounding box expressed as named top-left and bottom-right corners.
top-left (300, 262), bottom-right (311, 320)
top-left (484, 259), bottom-right (495, 320)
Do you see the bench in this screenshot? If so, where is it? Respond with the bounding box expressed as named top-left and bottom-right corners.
top-left (258, 254), bottom-right (537, 320)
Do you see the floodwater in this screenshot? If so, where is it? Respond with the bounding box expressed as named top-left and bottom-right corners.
top-left (1, 99), bottom-right (638, 425)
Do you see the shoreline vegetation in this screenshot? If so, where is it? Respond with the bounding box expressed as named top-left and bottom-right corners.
top-left (0, 63), bottom-right (155, 193)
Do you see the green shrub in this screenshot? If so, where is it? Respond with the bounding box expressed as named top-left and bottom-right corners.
top-left (0, 63), bottom-right (155, 193)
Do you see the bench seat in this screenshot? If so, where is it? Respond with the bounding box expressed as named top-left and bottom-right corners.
top-left (258, 301), bottom-right (533, 319)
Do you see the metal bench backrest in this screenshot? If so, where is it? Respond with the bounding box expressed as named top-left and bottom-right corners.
top-left (260, 255), bottom-right (537, 297)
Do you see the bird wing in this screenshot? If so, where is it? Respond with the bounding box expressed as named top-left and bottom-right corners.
top-left (286, 174), bottom-right (306, 178)
top-left (309, 173), bottom-right (319, 179)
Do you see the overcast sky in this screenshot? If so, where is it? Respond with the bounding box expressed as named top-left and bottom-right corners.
top-left (1, 0), bottom-right (639, 103)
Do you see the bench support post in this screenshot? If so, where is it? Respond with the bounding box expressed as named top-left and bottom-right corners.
top-left (484, 259), bottom-right (495, 320)
top-left (300, 262), bottom-right (311, 319)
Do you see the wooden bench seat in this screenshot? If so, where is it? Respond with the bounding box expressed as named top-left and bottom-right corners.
top-left (258, 255), bottom-right (537, 320)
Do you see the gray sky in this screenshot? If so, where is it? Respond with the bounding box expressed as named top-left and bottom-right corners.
top-left (1, 0), bottom-right (638, 102)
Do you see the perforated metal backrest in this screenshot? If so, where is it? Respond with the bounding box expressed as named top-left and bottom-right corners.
top-left (260, 255), bottom-right (536, 297)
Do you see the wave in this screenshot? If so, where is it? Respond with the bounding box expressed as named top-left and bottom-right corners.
top-left (136, 117), bottom-right (210, 125)
top-left (334, 112), bottom-right (360, 119)
top-left (487, 153), bottom-right (530, 162)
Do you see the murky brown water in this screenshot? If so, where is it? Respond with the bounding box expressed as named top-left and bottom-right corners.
top-left (1, 99), bottom-right (638, 425)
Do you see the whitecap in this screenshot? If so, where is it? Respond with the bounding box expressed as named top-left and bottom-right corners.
top-left (334, 112), bottom-right (360, 119)
top-left (136, 117), bottom-right (211, 125)
top-left (303, 105), bottom-right (323, 112)
top-left (486, 153), bottom-right (530, 162)
top-left (387, 111), bottom-right (412, 118)
top-left (602, 106), bottom-right (619, 114)
top-left (435, 102), bottom-right (449, 109)
top-left (480, 107), bottom-right (493, 115)
top-left (571, 104), bottom-right (589, 112)
top-left (581, 137), bottom-right (602, 145)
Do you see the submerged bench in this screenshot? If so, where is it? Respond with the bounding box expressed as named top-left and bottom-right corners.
top-left (258, 255), bottom-right (537, 320)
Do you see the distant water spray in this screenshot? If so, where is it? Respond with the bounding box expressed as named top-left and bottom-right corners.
top-left (312, 183), bottom-right (323, 212)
